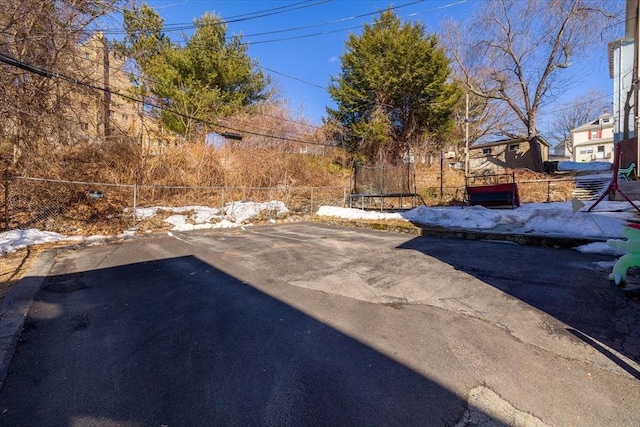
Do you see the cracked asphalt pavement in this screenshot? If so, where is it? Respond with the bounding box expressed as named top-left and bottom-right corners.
top-left (0, 223), bottom-right (638, 426)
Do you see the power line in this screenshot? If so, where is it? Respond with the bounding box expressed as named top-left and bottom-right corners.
top-left (159, 0), bottom-right (457, 47)
top-left (98, 0), bottom-right (332, 35)
top-left (0, 51), bottom-right (337, 148)
top-left (258, 65), bottom-right (326, 90)
top-left (229, 0), bottom-right (429, 39)
top-left (41, 40), bottom-right (325, 131)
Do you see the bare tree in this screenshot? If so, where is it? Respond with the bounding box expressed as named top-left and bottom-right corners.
top-left (443, 0), bottom-right (620, 172)
top-left (451, 89), bottom-right (514, 148)
top-left (547, 90), bottom-right (611, 155)
top-left (0, 0), bottom-right (117, 168)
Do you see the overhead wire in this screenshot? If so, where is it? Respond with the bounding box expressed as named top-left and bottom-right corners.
top-left (10, 0), bottom-right (606, 138)
top-left (152, 0), bottom-right (469, 118)
top-left (0, 51), bottom-right (336, 147)
top-left (237, 0), bottom-right (467, 44)
top-left (24, 38), bottom-right (325, 131)
top-left (97, 0), bottom-right (332, 35)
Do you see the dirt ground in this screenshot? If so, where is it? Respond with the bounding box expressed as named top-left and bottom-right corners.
top-left (0, 243), bottom-right (71, 305)
top-left (0, 248), bottom-right (36, 304)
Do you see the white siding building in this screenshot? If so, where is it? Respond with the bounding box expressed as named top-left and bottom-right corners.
top-left (571, 112), bottom-right (614, 163)
top-left (609, 39), bottom-right (635, 144)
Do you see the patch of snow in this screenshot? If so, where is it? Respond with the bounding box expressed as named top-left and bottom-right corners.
top-left (0, 229), bottom-right (77, 255)
top-left (317, 200), bottom-right (640, 254)
top-left (223, 200), bottom-right (288, 223)
top-left (2, 199), bottom-right (639, 257)
top-left (577, 242), bottom-right (624, 256)
top-left (557, 161), bottom-right (612, 171)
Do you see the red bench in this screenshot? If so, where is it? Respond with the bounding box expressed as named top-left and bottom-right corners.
top-left (466, 182), bottom-right (520, 209)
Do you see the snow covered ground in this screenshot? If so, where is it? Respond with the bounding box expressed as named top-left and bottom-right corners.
top-left (556, 161), bottom-right (612, 172)
top-left (1, 199), bottom-right (638, 256)
top-left (318, 200), bottom-right (640, 256)
top-left (0, 201), bottom-right (288, 255)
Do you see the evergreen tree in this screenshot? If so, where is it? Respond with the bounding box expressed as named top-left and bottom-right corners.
top-left (327, 10), bottom-right (459, 164)
top-left (119, 5), bottom-right (271, 138)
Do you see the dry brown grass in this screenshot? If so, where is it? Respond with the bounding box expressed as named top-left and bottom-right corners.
top-left (1, 154), bottom-right (577, 297)
top-left (0, 242), bottom-right (74, 305)
top-left (415, 164), bottom-right (467, 206)
top-left (0, 249), bottom-right (34, 303)
top-left (2, 134), bottom-right (352, 235)
top-left (414, 165), bottom-right (577, 205)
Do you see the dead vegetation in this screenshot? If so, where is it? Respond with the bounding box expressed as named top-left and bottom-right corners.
top-left (414, 166), bottom-right (576, 206)
top-left (2, 139), bottom-right (578, 236)
top-left (0, 143), bottom-right (579, 293)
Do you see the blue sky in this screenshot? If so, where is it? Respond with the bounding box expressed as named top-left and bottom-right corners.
top-left (102, 0), bottom-right (620, 127)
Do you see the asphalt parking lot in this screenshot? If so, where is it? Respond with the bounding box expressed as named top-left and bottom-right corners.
top-left (0, 223), bottom-right (638, 426)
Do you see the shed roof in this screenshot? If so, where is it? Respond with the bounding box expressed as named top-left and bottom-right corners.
top-left (471, 136), bottom-right (551, 149)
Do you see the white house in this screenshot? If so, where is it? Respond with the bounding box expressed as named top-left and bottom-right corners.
top-left (571, 112), bottom-right (614, 163)
top-left (609, 38), bottom-right (635, 144)
top-left (607, 0), bottom-right (638, 168)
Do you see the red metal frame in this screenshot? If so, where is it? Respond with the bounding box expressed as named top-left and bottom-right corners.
top-left (588, 143), bottom-right (640, 213)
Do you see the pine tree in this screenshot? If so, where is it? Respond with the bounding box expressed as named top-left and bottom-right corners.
top-left (327, 9), bottom-right (459, 164)
top-left (119, 6), bottom-right (271, 139)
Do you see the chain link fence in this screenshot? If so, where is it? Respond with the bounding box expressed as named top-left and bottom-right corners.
top-left (1, 172), bottom-right (605, 235)
top-left (353, 163), bottom-right (414, 194)
top-left (2, 173), bottom-right (348, 235)
top-left (418, 176), bottom-right (599, 206)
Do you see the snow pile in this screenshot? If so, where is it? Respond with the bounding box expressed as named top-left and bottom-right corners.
top-left (2, 199), bottom-right (637, 256)
top-left (0, 229), bottom-right (81, 255)
top-left (134, 201), bottom-right (288, 232)
top-left (316, 200), bottom-right (640, 255)
top-left (317, 201), bottom-right (634, 240)
top-left (157, 200), bottom-right (288, 231)
top-left (224, 201), bottom-right (288, 223)
top-left (1, 201), bottom-right (289, 255)
top-left (557, 161), bottom-right (612, 171)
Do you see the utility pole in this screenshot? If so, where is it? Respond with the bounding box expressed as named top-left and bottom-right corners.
top-left (632, 0), bottom-right (640, 170)
top-left (464, 93), bottom-right (469, 177)
top-left (102, 34), bottom-right (111, 139)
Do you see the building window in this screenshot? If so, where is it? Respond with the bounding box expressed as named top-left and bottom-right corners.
top-left (508, 143), bottom-right (520, 152)
top-left (590, 129), bottom-right (599, 139)
top-left (597, 145), bottom-right (605, 153)
top-left (482, 148), bottom-right (492, 155)
top-left (80, 122), bottom-right (88, 131)
top-left (602, 118), bottom-right (611, 123)
top-left (579, 148), bottom-right (588, 155)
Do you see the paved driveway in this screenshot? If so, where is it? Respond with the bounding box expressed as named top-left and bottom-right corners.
top-left (0, 223), bottom-right (638, 426)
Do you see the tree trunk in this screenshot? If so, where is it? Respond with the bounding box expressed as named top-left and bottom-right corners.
top-left (528, 136), bottom-right (544, 173)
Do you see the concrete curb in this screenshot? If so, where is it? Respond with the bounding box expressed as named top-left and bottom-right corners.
top-left (0, 250), bottom-right (55, 390)
top-left (314, 217), bottom-right (606, 248)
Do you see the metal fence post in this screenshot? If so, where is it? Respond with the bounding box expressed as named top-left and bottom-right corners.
top-left (221, 187), bottom-right (226, 219)
top-left (3, 169), bottom-right (9, 231)
top-left (132, 183), bottom-right (138, 228)
top-left (311, 187), bottom-right (314, 214)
